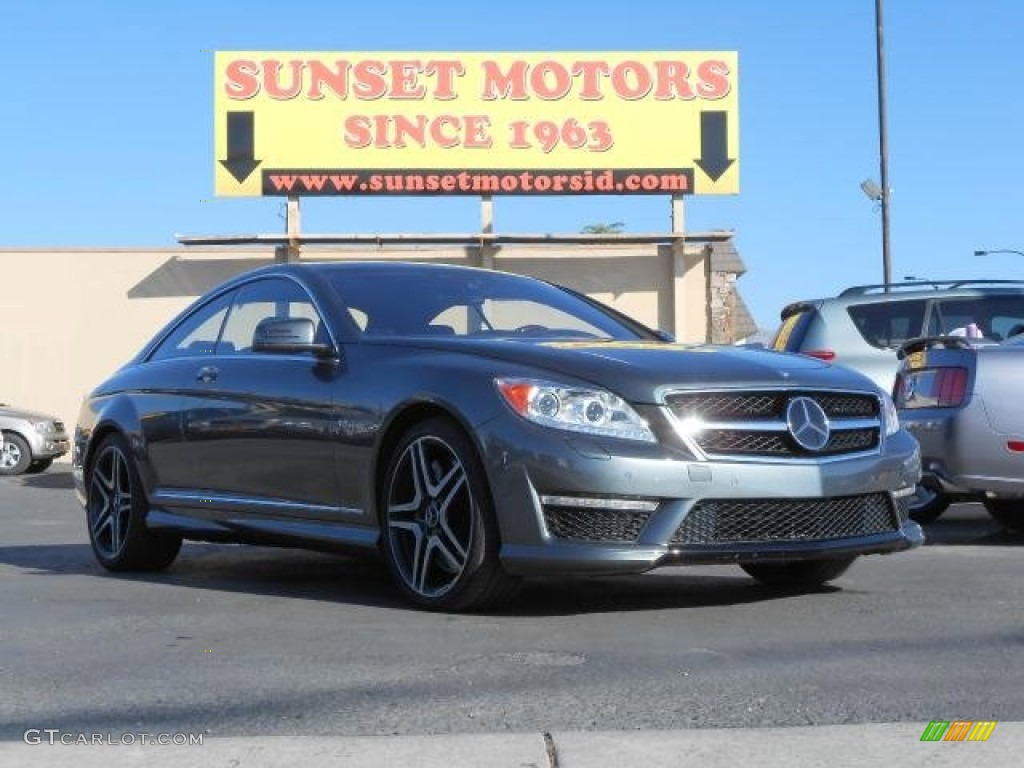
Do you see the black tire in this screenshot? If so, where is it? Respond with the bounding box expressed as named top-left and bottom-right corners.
top-left (906, 480), bottom-right (950, 524)
top-left (741, 557), bottom-right (856, 590)
top-left (25, 458), bottom-right (54, 474)
top-left (86, 434), bottom-right (182, 572)
top-left (0, 433), bottom-right (32, 476)
top-left (380, 417), bottom-right (520, 611)
top-left (983, 499), bottom-right (1024, 533)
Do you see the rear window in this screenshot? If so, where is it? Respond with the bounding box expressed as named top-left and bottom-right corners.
top-left (771, 307), bottom-right (815, 351)
top-left (847, 300), bottom-right (927, 350)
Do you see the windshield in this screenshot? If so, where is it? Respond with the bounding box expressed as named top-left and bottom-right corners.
top-left (327, 267), bottom-right (648, 341)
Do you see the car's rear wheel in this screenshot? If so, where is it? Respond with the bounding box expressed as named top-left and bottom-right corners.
top-left (26, 458), bottom-right (54, 474)
top-left (381, 418), bottom-right (520, 611)
top-left (86, 434), bottom-right (181, 571)
top-left (0, 433), bottom-right (31, 476)
top-left (906, 480), bottom-right (950, 524)
top-left (983, 499), bottom-right (1024, 533)
top-left (741, 557), bottom-right (856, 589)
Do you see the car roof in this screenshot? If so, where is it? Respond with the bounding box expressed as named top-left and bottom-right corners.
top-left (782, 281), bottom-right (1024, 317)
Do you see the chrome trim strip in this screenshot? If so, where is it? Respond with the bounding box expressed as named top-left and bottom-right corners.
top-left (659, 385), bottom-right (884, 403)
top-left (698, 448), bottom-right (881, 465)
top-left (152, 489), bottom-right (363, 517)
top-left (691, 417), bottom-right (880, 432)
top-left (539, 495), bottom-right (660, 512)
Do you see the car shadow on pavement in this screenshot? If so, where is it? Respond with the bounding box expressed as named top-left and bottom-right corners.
top-left (919, 503), bottom-right (1024, 547)
top-left (0, 541), bottom-right (819, 615)
top-left (495, 573), bottom-right (838, 616)
top-left (12, 470), bottom-right (75, 490)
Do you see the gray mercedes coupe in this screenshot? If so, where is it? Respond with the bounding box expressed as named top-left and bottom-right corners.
top-left (74, 262), bottom-right (923, 610)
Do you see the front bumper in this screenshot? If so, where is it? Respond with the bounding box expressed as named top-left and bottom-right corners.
top-left (33, 435), bottom-right (70, 460)
top-left (481, 411), bottom-right (923, 577)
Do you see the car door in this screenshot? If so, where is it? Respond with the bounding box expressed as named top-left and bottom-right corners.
top-left (136, 289), bottom-right (237, 494)
top-left (182, 276), bottom-right (342, 516)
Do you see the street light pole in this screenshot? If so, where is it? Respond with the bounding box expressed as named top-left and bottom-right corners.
top-left (975, 249), bottom-right (1024, 258)
top-left (875, 0), bottom-right (893, 289)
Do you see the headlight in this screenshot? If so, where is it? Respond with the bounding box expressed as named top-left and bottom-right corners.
top-left (495, 378), bottom-right (656, 443)
top-left (33, 421), bottom-right (55, 435)
top-left (880, 392), bottom-right (900, 436)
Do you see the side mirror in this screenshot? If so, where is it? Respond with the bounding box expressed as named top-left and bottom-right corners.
top-left (653, 329), bottom-right (676, 343)
top-left (252, 317), bottom-right (334, 357)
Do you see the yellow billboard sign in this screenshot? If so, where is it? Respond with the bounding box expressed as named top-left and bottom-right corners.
top-left (214, 51), bottom-right (739, 197)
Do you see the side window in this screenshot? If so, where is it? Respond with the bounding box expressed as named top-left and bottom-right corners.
top-left (217, 278), bottom-right (324, 355)
top-left (148, 291), bottom-right (235, 362)
top-left (932, 296), bottom-right (1024, 341)
top-left (847, 300), bottom-right (927, 349)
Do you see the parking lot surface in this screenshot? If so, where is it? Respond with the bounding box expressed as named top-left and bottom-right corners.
top-left (1, 466), bottom-right (1022, 764)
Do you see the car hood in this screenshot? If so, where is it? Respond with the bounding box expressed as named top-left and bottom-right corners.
top-left (0, 407), bottom-right (56, 423)
top-left (376, 338), bottom-right (881, 403)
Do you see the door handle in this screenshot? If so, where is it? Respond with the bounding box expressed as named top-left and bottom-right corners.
top-left (196, 365), bottom-right (219, 384)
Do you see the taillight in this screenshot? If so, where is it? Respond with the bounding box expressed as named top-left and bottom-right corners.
top-left (803, 349), bottom-right (836, 362)
top-left (895, 367), bottom-right (968, 409)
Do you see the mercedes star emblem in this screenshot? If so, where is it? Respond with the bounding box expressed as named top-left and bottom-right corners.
top-left (786, 396), bottom-right (831, 452)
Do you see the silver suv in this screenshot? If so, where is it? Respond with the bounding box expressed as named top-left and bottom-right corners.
top-left (0, 404), bottom-right (70, 476)
top-left (772, 280), bottom-right (1024, 392)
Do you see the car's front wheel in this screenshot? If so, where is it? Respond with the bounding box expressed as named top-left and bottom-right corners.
top-left (983, 499), bottom-right (1024, 533)
top-left (0, 433), bottom-right (31, 476)
top-left (86, 434), bottom-right (181, 571)
top-left (905, 480), bottom-right (950, 524)
top-left (381, 418), bottom-right (520, 611)
top-left (741, 557), bottom-right (856, 590)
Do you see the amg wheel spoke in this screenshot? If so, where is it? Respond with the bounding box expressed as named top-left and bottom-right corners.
top-left (413, 533), bottom-right (432, 594)
top-left (438, 510), bottom-right (468, 561)
top-left (91, 507), bottom-right (113, 539)
top-left (411, 439), bottom-right (437, 497)
top-left (95, 457), bottom-right (115, 494)
top-left (432, 532), bottom-right (465, 572)
top-left (426, 459), bottom-right (463, 501)
top-left (435, 470), bottom-right (466, 514)
top-left (110, 506), bottom-right (121, 554)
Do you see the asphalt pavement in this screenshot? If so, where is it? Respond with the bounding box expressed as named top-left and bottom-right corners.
top-left (2, 465), bottom-right (1022, 766)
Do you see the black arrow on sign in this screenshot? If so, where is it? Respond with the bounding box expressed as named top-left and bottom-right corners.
top-left (220, 111), bottom-right (261, 183)
top-left (694, 111), bottom-right (735, 182)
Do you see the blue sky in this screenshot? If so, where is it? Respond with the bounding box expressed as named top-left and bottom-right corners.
top-left (5, 0), bottom-right (1022, 329)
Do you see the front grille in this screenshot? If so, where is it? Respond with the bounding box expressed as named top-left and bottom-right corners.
top-left (816, 394), bottom-right (878, 418)
top-left (670, 493), bottom-right (899, 546)
top-left (543, 505), bottom-right (652, 542)
top-left (823, 428), bottom-right (878, 453)
top-left (665, 391), bottom-right (879, 421)
top-left (696, 427), bottom-right (879, 457)
top-left (53, 421), bottom-right (66, 433)
top-left (698, 431), bottom-right (790, 455)
top-left (665, 389), bottom-right (882, 459)
top-left (666, 393), bottom-right (782, 419)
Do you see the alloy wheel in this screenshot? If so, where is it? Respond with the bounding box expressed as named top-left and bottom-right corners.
top-left (0, 442), bottom-right (21, 469)
top-left (88, 445), bottom-right (133, 559)
top-left (385, 435), bottom-right (474, 599)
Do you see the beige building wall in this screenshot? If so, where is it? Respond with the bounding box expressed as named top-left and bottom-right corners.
top-left (0, 243), bottom-right (713, 443)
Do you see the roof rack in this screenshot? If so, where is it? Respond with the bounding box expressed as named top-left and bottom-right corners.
top-left (840, 279), bottom-right (1024, 297)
